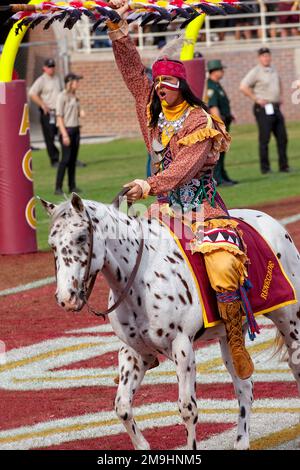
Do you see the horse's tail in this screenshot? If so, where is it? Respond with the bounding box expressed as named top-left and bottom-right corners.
top-left (272, 330), bottom-right (288, 362)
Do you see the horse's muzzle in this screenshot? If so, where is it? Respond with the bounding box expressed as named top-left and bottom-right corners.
top-left (57, 292), bottom-right (85, 312)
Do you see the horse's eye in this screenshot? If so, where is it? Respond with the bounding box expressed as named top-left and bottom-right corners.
top-left (77, 235), bottom-right (86, 244)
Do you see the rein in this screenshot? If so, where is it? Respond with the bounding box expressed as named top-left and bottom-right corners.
top-left (81, 188), bottom-right (144, 319)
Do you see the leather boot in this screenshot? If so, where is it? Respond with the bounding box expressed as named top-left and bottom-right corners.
top-left (218, 300), bottom-right (254, 380)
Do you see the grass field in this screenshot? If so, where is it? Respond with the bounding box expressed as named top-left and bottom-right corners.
top-left (33, 122), bottom-right (300, 250)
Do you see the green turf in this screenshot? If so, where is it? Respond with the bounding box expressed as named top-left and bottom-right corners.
top-left (33, 122), bottom-right (300, 250)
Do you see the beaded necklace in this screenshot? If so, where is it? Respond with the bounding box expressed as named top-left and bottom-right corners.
top-left (158, 100), bottom-right (191, 147)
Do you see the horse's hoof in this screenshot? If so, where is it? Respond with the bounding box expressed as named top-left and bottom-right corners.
top-left (234, 439), bottom-right (250, 450)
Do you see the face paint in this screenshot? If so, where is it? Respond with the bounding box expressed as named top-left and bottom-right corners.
top-left (155, 77), bottom-right (180, 91)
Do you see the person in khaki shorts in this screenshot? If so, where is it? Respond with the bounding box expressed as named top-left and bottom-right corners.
top-left (240, 47), bottom-right (289, 174)
top-left (55, 73), bottom-right (83, 195)
top-left (29, 58), bottom-right (61, 167)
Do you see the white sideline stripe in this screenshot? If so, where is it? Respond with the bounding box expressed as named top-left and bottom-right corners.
top-left (0, 277), bottom-right (55, 297)
top-left (0, 213), bottom-right (300, 298)
top-left (279, 213), bottom-right (300, 226)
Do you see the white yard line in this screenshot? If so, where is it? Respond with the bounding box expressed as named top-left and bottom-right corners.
top-left (1, 213), bottom-right (300, 298)
top-left (0, 277), bottom-right (55, 297)
top-left (278, 213), bottom-right (300, 226)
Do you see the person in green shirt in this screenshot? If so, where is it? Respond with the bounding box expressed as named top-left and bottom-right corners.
top-left (207, 59), bottom-right (237, 186)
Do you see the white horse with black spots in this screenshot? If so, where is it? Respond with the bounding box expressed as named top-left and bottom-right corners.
top-left (40, 193), bottom-right (300, 450)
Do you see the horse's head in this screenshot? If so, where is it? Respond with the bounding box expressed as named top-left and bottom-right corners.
top-left (40, 193), bottom-right (105, 312)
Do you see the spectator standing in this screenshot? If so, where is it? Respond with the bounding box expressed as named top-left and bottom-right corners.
top-left (29, 58), bottom-right (61, 167)
top-left (266, 2), bottom-right (278, 39)
top-left (240, 47), bottom-right (289, 174)
top-left (234, 0), bottom-right (258, 40)
top-left (260, 0), bottom-right (278, 39)
top-left (55, 73), bottom-right (83, 195)
top-left (278, 1), bottom-right (299, 37)
top-left (207, 59), bottom-right (237, 186)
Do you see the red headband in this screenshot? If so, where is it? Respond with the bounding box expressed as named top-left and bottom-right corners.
top-left (152, 57), bottom-right (187, 81)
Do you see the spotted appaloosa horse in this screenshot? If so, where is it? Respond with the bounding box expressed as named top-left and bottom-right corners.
top-left (40, 193), bottom-right (300, 450)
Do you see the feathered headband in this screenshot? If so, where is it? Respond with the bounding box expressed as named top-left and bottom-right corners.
top-left (1, 2), bottom-right (254, 35)
top-left (152, 57), bottom-right (186, 80)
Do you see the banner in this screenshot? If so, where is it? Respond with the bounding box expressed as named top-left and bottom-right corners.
top-left (0, 80), bottom-right (37, 254)
top-left (184, 58), bottom-right (206, 100)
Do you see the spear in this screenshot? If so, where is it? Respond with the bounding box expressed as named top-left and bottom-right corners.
top-left (1, 2), bottom-right (254, 35)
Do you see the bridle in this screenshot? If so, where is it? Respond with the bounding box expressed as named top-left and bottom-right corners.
top-left (79, 188), bottom-right (144, 319)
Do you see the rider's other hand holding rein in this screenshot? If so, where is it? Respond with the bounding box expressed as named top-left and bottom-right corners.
top-left (123, 180), bottom-right (151, 203)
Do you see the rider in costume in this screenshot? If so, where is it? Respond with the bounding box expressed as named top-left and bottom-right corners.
top-left (107, 0), bottom-right (254, 380)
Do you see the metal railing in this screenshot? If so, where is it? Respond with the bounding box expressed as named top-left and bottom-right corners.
top-left (69, 1), bottom-right (300, 53)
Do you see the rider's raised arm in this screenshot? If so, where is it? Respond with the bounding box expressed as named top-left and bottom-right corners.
top-left (107, 18), bottom-right (152, 147)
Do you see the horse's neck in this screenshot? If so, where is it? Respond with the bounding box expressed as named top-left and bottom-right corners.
top-left (94, 204), bottom-right (163, 291)
top-left (94, 204), bottom-right (144, 288)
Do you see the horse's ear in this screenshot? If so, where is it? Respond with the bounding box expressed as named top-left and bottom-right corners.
top-left (37, 197), bottom-right (57, 216)
top-left (71, 192), bottom-right (84, 213)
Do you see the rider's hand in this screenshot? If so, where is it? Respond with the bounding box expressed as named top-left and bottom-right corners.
top-left (109, 0), bottom-right (129, 18)
top-left (123, 182), bottom-right (143, 203)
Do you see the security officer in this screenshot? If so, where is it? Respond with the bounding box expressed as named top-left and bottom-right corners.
top-left (29, 58), bottom-right (61, 167)
top-left (55, 73), bottom-right (83, 195)
top-left (240, 48), bottom-right (289, 174)
top-left (207, 59), bottom-right (237, 186)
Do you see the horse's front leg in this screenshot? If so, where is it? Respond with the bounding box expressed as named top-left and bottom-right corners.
top-left (172, 334), bottom-right (198, 450)
top-left (219, 335), bottom-right (253, 450)
top-left (114, 345), bottom-right (154, 450)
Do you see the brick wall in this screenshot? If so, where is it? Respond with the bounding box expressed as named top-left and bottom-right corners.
top-left (27, 28), bottom-right (60, 86)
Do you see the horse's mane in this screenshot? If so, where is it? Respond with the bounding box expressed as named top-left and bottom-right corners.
top-left (51, 201), bottom-right (72, 225)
